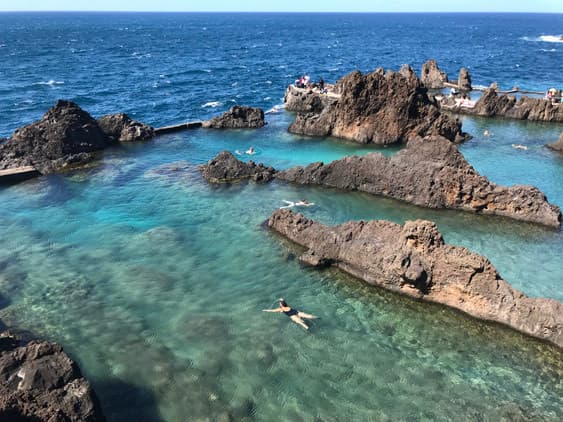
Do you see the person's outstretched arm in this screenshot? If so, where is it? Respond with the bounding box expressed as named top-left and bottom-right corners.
top-left (262, 307), bottom-right (283, 312)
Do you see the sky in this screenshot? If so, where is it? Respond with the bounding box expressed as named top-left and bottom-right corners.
top-left (0, 0), bottom-right (562, 13)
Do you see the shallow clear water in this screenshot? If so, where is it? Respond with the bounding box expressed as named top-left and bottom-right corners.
top-left (0, 12), bottom-right (562, 421)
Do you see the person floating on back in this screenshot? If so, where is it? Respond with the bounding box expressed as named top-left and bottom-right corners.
top-left (262, 298), bottom-right (317, 330)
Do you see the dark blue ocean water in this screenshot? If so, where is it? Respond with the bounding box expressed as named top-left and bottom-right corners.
top-left (0, 13), bottom-right (562, 421)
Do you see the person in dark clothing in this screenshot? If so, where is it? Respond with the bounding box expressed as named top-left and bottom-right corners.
top-left (262, 298), bottom-right (317, 330)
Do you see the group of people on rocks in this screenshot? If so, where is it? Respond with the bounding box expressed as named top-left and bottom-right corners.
top-left (545, 87), bottom-right (562, 105)
top-left (294, 74), bottom-right (328, 93)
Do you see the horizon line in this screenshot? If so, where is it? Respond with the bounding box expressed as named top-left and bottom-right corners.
top-left (0, 10), bottom-right (561, 14)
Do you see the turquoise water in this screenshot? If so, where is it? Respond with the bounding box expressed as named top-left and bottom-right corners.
top-left (0, 112), bottom-right (562, 421)
top-left (1, 12), bottom-right (563, 421)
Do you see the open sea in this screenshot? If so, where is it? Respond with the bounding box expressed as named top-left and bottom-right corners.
top-left (0, 12), bottom-right (562, 421)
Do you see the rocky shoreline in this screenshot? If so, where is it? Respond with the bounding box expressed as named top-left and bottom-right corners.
top-left (0, 102), bottom-right (265, 184)
top-left (285, 65), bottom-right (469, 144)
top-left (0, 329), bottom-right (105, 421)
top-left (442, 85), bottom-right (563, 122)
top-left (268, 209), bottom-right (563, 348)
top-left (201, 137), bottom-right (561, 228)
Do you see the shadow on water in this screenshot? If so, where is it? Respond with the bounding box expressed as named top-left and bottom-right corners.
top-left (94, 379), bottom-right (164, 422)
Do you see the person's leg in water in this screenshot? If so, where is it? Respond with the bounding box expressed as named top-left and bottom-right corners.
top-left (297, 311), bottom-right (317, 319)
top-left (290, 315), bottom-right (309, 330)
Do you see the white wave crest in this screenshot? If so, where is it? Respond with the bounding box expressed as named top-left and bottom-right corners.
top-left (201, 101), bottom-right (222, 108)
top-left (33, 80), bottom-right (64, 86)
top-left (539, 35), bottom-right (563, 43)
top-left (265, 104), bottom-right (285, 114)
top-left (524, 35), bottom-right (563, 43)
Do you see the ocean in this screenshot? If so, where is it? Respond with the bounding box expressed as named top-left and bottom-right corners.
top-left (0, 12), bottom-right (562, 421)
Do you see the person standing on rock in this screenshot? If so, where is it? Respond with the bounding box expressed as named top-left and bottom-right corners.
top-left (262, 298), bottom-right (317, 330)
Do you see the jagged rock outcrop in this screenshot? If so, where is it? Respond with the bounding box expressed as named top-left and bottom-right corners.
top-left (469, 86), bottom-right (563, 122)
top-left (420, 59), bottom-right (448, 89)
top-left (277, 136), bottom-right (561, 228)
top-left (0, 330), bottom-right (105, 421)
top-left (0, 101), bottom-right (156, 180)
top-left (97, 113), bottom-right (154, 143)
top-left (268, 209), bottom-right (563, 348)
top-left (284, 85), bottom-right (336, 113)
top-left (547, 133), bottom-right (563, 152)
top-left (202, 106), bottom-right (265, 129)
top-left (458, 67), bottom-right (472, 91)
top-left (200, 150), bottom-right (276, 183)
top-left (0, 100), bottom-right (107, 174)
top-left (288, 66), bottom-right (468, 144)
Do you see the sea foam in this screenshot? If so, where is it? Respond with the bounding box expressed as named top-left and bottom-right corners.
top-left (33, 80), bottom-right (64, 86)
top-left (539, 35), bottom-right (563, 43)
top-left (201, 101), bottom-right (222, 108)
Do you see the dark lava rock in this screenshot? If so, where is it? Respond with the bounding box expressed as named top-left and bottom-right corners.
top-left (268, 209), bottom-right (563, 348)
top-left (0, 330), bottom-right (105, 421)
top-left (458, 67), bottom-right (472, 91)
top-left (277, 136), bottom-right (561, 228)
top-left (284, 85), bottom-right (336, 113)
top-left (288, 66), bottom-right (468, 145)
top-left (202, 106), bottom-right (265, 129)
top-left (547, 133), bottom-right (563, 152)
top-left (97, 113), bottom-right (154, 143)
top-left (420, 59), bottom-right (448, 89)
top-left (200, 150), bottom-right (276, 183)
top-left (471, 85), bottom-right (563, 122)
top-left (0, 100), bottom-right (107, 174)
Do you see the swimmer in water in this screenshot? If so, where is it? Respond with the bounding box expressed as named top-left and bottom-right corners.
top-left (483, 129), bottom-right (490, 137)
top-left (262, 298), bottom-right (317, 330)
top-left (280, 199), bottom-right (315, 209)
top-left (246, 146), bottom-right (255, 155)
top-left (511, 144), bottom-right (528, 150)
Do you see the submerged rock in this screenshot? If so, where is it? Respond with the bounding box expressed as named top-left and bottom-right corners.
top-left (268, 209), bottom-right (563, 348)
top-left (202, 106), bottom-right (265, 129)
top-left (469, 86), bottom-right (563, 122)
top-left (97, 113), bottom-right (155, 143)
top-left (420, 59), bottom-right (448, 89)
top-left (546, 132), bottom-right (563, 152)
top-left (287, 66), bottom-right (468, 144)
top-left (0, 330), bottom-right (105, 421)
top-left (276, 136), bottom-right (561, 228)
top-left (200, 150), bottom-right (276, 183)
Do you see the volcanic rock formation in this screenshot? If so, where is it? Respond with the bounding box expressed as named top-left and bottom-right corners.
top-left (547, 133), bottom-right (563, 152)
top-left (468, 85), bottom-right (563, 122)
top-left (420, 59), bottom-right (448, 89)
top-left (0, 100), bottom-right (155, 176)
top-left (284, 85), bottom-right (337, 113)
top-left (201, 138), bottom-right (560, 228)
top-left (287, 66), bottom-right (468, 144)
top-left (457, 67), bottom-right (472, 91)
top-left (276, 136), bottom-right (561, 228)
top-left (268, 209), bottom-right (563, 348)
top-left (97, 113), bottom-right (155, 143)
top-left (200, 150), bottom-right (276, 183)
top-left (202, 106), bottom-right (265, 129)
top-left (0, 330), bottom-right (105, 421)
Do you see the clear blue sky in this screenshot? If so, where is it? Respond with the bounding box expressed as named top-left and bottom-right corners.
top-left (1, 0), bottom-right (562, 13)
